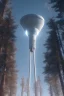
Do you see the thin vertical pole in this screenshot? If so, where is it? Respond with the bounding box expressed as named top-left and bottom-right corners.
top-left (28, 51), bottom-right (31, 96)
top-left (21, 78), bottom-right (24, 96)
top-left (33, 50), bottom-right (37, 96)
top-left (33, 50), bottom-right (37, 81)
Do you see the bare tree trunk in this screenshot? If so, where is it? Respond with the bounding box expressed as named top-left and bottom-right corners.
top-left (57, 62), bottom-right (64, 96)
top-left (55, 30), bottom-right (64, 96)
top-left (49, 84), bottom-right (53, 96)
top-left (0, 69), bottom-right (5, 96)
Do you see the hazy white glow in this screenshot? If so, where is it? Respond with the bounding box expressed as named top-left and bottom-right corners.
top-left (39, 17), bottom-right (45, 32)
top-left (35, 17), bottom-right (45, 37)
top-left (36, 31), bottom-right (39, 36)
top-left (25, 30), bottom-right (28, 36)
top-left (42, 17), bottom-right (45, 28)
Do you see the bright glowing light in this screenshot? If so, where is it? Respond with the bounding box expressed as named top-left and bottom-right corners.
top-left (42, 17), bottom-right (45, 28)
top-left (25, 30), bottom-right (28, 36)
top-left (36, 31), bottom-right (39, 36)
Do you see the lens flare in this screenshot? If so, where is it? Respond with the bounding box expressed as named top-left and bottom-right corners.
top-left (25, 30), bottom-right (28, 36)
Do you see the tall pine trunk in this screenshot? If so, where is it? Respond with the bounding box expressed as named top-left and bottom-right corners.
top-left (55, 29), bottom-right (64, 95)
top-left (49, 84), bottom-right (53, 96)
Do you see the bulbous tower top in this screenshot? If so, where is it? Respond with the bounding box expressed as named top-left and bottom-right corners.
top-left (20, 14), bottom-right (44, 52)
top-left (20, 14), bottom-right (44, 35)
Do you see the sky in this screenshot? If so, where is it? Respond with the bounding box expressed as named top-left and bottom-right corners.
top-left (12, 0), bottom-right (57, 96)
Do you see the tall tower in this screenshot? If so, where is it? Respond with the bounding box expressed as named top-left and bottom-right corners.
top-left (20, 14), bottom-right (44, 96)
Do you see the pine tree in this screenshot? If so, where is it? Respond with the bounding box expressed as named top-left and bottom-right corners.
top-left (44, 19), bottom-right (64, 95)
top-left (46, 75), bottom-right (61, 96)
top-left (0, 0), bottom-right (17, 96)
top-left (44, 0), bottom-right (64, 96)
top-left (49, 0), bottom-right (64, 76)
top-left (0, 0), bottom-right (8, 16)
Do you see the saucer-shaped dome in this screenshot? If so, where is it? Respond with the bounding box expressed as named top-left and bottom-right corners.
top-left (20, 14), bottom-right (44, 33)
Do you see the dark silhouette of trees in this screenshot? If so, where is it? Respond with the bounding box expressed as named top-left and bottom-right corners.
top-left (50, 0), bottom-right (64, 19)
top-left (0, 0), bottom-right (17, 96)
top-left (44, 0), bottom-right (64, 96)
top-left (0, 0), bottom-right (8, 16)
top-left (44, 19), bottom-right (64, 96)
top-left (49, 0), bottom-right (64, 75)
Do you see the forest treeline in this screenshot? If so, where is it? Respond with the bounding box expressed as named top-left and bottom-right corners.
top-left (0, 0), bottom-right (17, 96)
top-left (0, 0), bottom-right (64, 96)
top-left (44, 0), bottom-right (64, 96)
